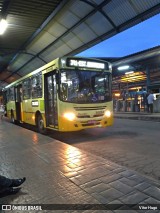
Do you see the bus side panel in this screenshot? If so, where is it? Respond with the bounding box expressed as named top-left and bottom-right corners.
top-left (21, 99), bottom-right (45, 126)
top-left (22, 99), bottom-right (35, 124)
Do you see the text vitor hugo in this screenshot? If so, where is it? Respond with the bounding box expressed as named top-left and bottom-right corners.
top-left (139, 205), bottom-right (158, 211)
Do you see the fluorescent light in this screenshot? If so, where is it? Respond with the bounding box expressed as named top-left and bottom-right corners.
top-left (98, 78), bottom-right (105, 81)
top-left (125, 71), bottom-right (134, 75)
top-left (0, 19), bottom-right (8, 35)
top-left (114, 93), bottom-right (120, 97)
top-left (117, 65), bottom-right (130, 71)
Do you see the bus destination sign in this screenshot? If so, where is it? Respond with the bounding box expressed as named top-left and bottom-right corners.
top-left (67, 58), bottom-right (106, 69)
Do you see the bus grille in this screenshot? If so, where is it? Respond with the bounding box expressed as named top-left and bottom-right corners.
top-left (74, 106), bottom-right (106, 111)
top-left (77, 114), bottom-right (103, 118)
top-left (77, 115), bottom-right (90, 118)
top-left (81, 121), bottom-right (101, 127)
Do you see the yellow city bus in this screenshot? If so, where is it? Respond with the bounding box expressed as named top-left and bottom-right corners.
top-left (4, 56), bottom-right (113, 133)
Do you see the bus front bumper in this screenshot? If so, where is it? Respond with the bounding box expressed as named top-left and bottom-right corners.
top-left (58, 116), bottom-right (114, 132)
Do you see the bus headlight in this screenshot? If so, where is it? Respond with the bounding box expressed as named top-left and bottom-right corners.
top-left (64, 112), bottom-right (76, 121)
top-left (104, 110), bottom-right (111, 117)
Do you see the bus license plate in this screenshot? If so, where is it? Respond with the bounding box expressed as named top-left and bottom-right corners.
top-left (88, 120), bottom-right (96, 124)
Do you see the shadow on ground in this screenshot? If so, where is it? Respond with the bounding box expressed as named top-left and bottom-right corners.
top-left (4, 117), bottom-right (138, 144)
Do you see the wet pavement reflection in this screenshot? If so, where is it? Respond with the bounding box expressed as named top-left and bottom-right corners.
top-left (1, 117), bottom-right (160, 212)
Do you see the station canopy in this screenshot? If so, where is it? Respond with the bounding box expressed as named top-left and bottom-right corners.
top-left (0, 0), bottom-right (160, 90)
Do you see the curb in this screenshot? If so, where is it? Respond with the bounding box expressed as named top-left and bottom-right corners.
top-left (114, 116), bottom-right (160, 122)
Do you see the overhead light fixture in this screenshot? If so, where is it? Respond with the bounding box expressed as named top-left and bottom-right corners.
top-left (0, 19), bottom-right (8, 35)
top-left (125, 71), bottom-right (134, 75)
top-left (117, 65), bottom-right (130, 71)
top-left (129, 86), bottom-right (142, 90)
top-left (114, 93), bottom-right (120, 97)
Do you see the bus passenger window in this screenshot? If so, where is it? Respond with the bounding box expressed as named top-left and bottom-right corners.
top-left (7, 88), bottom-right (15, 101)
top-left (23, 79), bottom-right (31, 100)
top-left (31, 74), bottom-right (42, 99)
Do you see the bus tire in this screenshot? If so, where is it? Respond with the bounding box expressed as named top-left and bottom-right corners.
top-left (37, 114), bottom-right (46, 134)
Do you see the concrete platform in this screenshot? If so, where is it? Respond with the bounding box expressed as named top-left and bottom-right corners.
top-left (0, 117), bottom-right (160, 212)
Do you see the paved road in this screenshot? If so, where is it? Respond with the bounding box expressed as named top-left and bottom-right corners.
top-left (50, 119), bottom-right (160, 182)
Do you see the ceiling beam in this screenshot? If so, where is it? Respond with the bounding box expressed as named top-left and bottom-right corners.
top-left (7, 0), bottom-right (69, 66)
top-left (0, 0), bottom-right (12, 18)
top-left (4, 0), bottom-right (112, 81)
top-left (80, 0), bottom-right (117, 30)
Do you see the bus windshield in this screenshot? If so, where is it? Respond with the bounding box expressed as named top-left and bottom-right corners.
top-left (59, 69), bottom-right (112, 103)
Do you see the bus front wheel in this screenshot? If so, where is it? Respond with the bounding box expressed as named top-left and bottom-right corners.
top-left (37, 114), bottom-right (46, 134)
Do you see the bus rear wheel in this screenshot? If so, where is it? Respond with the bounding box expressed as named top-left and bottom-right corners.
top-left (37, 114), bottom-right (46, 134)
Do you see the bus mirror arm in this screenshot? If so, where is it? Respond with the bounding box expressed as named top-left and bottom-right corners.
top-left (56, 73), bottom-right (61, 84)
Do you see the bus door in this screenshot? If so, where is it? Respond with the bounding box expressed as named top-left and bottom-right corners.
top-left (44, 72), bottom-right (58, 129)
top-left (15, 84), bottom-right (22, 121)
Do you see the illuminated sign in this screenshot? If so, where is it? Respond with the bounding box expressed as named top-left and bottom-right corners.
top-left (67, 58), bottom-right (106, 69)
top-left (32, 100), bottom-right (39, 107)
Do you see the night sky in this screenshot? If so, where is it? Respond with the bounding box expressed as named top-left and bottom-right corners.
top-left (77, 13), bottom-right (160, 58)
